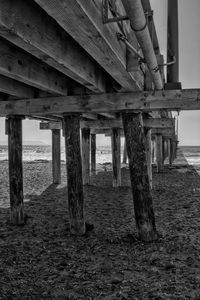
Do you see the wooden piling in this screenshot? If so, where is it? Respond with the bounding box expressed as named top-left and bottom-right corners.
top-left (63, 114), bottom-right (85, 235)
top-left (82, 128), bottom-right (90, 185)
top-left (169, 138), bottom-right (173, 165)
top-left (8, 115), bottom-right (24, 225)
top-left (111, 128), bottom-right (121, 187)
top-left (156, 134), bottom-right (163, 172)
top-left (145, 128), bottom-right (152, 189)
top-left (91, 134), bottom-right (96, 175)
top-left (122, 112), bottom-right (158, 242)
top-left (122, 139), bottom-right (127, 164)
top-left (52, 129), bottom-right (61, 184)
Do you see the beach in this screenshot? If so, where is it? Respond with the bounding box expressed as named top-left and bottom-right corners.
top-left (0, 149), bottom-right (200, 298)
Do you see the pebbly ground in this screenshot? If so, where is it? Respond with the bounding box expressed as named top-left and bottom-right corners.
top-left (0, 158), bottom-right (200, 299)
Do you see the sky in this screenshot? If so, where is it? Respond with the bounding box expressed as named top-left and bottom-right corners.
top-left (0, 0), bottom-right (200, 146)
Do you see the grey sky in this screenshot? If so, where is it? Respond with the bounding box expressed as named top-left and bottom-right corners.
top-left (0, 0), bottom-right (199, 145)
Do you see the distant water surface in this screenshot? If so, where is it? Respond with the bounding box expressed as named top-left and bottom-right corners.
top-left (0, 145), bottom-right (200, 173)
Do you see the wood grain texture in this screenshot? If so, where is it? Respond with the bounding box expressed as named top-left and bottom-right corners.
top-left (33, 0), bottom-right (143, 91)
top-left (0, 0), bottom-right (106, 92)
top-left (52, 129), bottom-right (61, 184)
top-left (81, 128), bottom-right (90, 185)
top-left (0, 89), bottom-right (198, 116)
top-left (8, 116), bottom-right (24, 225)
top-left (111, 128), bottom-right (121, 187)
top-left (91, 134), bottom-right (96, 176)
top-left (122, 112), bottom-right (158, 242)
top-left (63, 114), bottom-right (85, 235)
top-left (0, 37), bottom-right (68, 95)
top-left (156, 134), bottom-right (163, 173)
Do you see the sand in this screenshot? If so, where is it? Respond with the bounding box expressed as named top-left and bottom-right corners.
top-left (1, 152), bottom-right (200, 299)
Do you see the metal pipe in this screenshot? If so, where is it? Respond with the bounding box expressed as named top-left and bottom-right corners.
top-left (121, 0), bottom-right (163, 90)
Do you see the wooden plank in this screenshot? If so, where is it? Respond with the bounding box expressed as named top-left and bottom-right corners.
top-left (82, 114), bottom-right (98, 120)
top-left (40, 122), bottom-right (62, 130)
top-left (111, 128), bottom-right (121, 187)
top-left (8, 116), bottom-right (24, 225)
top-left (63, 114), bottom-right (85, 235)
top-left (52, 129), bottom-right (61, 184)
top-left (81, 118), bottom-right (175, 129)
top-left (91, 134), bottom-right (96, 176)
top-left (122, 112), bottom-right (158, 242)
top-left (40, 119), bottom-right (175, 131)
top-left (34, 0), bottom-right (143, 91)
top-left (98, 113), bottom-right (117, 119)
top-left (0, 0), bottom-right (106, 93)
top-left (0, 75), bottom-right (35, 98)
top-left (0, 37), bottom-right (68, 95)
top-left (81, 128), bottom-right (90, 185)
top-left (155, 134), bottom-right (163, 172)
top-left (2, 89), bottom-right (200, 116)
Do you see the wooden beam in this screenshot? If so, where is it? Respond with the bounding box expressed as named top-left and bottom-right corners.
top-left (0, 75), bottom-right (35, 98)
top-left (122, 112), bottom-right (158, 242)
top-left (145, 128), bottom-right (152, 189)
top-left (2, 89), bottom-right (200, 116)
top-left (98, 113), bottom-right (117, 119)
top-left (63, 114), bottom-right (85, 235)
top-left (0, 0), bottom-right (106, 93)
top-left (40, 122), bottom-right (62, 130)
top-left (0, 37), bottom-right (68, 95)
top-left (33, 0), bottom-right (143, 91)
top-left (81, 118), bottom-right (175, 129)
top-left (8, 115), bottom-right (24, 225)
top-left (155, 134), bottom-right (163, 172)
top-left (122, 139), bottom-right (127, 164)
top-left (82, 114), bottom-right (98, 120)
top-left (81, 128), bottom-right (90, 185)
top-left (91, 134), bottom-right (96, 176)
top-left (111, 128), bottom-right (121, 187)
top-left (52, 129), bottom-right (61, 184)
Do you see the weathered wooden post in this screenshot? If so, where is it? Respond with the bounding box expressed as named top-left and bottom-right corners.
top-left (152, 138), bottom-right (155, 163)
top-left (122, 112), bottom-right (158, 242)
top-left (111, 128), bottom-right (121, 187)
top-left (168, 138), bottom-right (173, 165)
top-left (63, 113), bottom-right (85, 235)
top-left (82, 128), bottom-right (90, 185)
top-left (8, 115), bottom-right (24, 225)
top-left (52, 129), bottom-right (61, 184)
top-left (91, 133), bottom-right (96, 175)
top-left (145, 128), bottom-right (152, 189)
top-left (156, 134), bottom-right (163, 172)
top-left (122, 139), bottom-right (127, 164)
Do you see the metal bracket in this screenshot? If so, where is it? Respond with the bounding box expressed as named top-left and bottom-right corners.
top-left (102, 0), bottom-right (129, 24)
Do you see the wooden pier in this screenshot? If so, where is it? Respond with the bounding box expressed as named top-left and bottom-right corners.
top-left (0, 0), bottom-right (194, 242)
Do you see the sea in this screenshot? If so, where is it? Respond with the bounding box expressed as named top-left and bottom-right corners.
top-left (0, 145), bottom-right (200, 173)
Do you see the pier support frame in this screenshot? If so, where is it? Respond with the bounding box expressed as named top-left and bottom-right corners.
top-left (91, 134), bottom-right (96, 175)
top-left (122, 112), bottom-right (158, 242)
top-left (8, 115), bottom-right (24, 225)
top-left (156, 134), bottom-right (163, 172)
top-left (63, 114), bottom-right (85, 235)
top-left (52, 129), bottom-right (61, 184)
top-left (82, 128), bottom-right (90, 185)
top-left (111, 128), bottom-right (121, 187)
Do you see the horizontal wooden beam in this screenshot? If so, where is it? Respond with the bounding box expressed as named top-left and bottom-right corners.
top-left (0, 75), bottom-right (36, 98)
top-left (40, 118), bottom-right (175, 131)
top-left (0, 37), bottom-right (68, 95)
top-left (0, 0), bottom-right (106, 93)
top-left (0, 89), bottom-right (199, 116)
top-left (34, 0), bottom-right (143, 91)
top-left (104, 128), bottom-right (175, 137)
